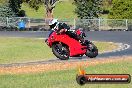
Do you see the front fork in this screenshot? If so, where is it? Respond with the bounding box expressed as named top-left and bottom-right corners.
top-left (45, 39), bottom-right (48, 45)
top-left (82, 40), bottom-right (94, 50)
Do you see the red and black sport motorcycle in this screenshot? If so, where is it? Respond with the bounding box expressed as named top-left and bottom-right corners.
top-left (45, 29), bottom-right (98, 60)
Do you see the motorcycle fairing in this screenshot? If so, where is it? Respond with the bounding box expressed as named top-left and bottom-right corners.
top-left (47, 32), bottom-right (86, 56)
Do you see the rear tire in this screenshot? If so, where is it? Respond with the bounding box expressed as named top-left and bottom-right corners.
top-left (85, 42), bottom-right (98, 58)
top-left (52, 43), bottom-right (70, 60)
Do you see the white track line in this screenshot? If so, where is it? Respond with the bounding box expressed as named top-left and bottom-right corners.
top-left (103, 42), bottom-right (131, 54)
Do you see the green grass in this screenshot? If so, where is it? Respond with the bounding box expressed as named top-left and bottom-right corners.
top-left (21, 1), bottom-right (77, 19)
top-left (21, 3), bottom-right (46, 18)
top-left (0, 37), bottom-right (117, 64)
top-left (54, 1), bottom-right (77, 19)
top-left (0, 37), bottom-right (54, 64)
top-left (100, 14), bottom-right (108, 19)
top-left (0, 59), bottom-right (131, 88)
top-left (94, 41), bottom-right (117, 53)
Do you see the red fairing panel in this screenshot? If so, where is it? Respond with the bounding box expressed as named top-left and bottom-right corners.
top-left (48, 32), bottom-right (86, 56)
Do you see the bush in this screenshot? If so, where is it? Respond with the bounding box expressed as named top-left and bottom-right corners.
top-left (74, 0), bottom-right (102, 19)
top-left (0, 4), bottom-right (16, 17)
top-left (101, 9), bottom-right (109, 14)
top-left (18, 10), bottom-right (26, 17)
top-left (108, 0), bottom-right (132, 19)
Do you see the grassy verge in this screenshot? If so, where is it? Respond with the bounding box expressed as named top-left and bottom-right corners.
top-left (0, 57), bottom-right (131, 88)
top-left (94, 41), bottom-right (117, 53)
top-left (0, 37), bottom-right (118, 64)
top-left (0, 37), bottom-right (54, 64)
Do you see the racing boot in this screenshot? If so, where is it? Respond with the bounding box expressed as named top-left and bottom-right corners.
top-left (79, 39), bottom-right (86, 45)
top-left (81, 40), bottom-right (91, 46)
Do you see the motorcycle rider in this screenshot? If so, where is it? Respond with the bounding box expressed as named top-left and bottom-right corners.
top-left (48, 19), bottom-right (85, 44)
top-left (48, 19), bottom-right (69, 36)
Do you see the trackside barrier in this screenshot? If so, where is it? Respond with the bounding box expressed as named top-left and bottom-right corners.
top-left (0, 17), bottom-right (132, 31)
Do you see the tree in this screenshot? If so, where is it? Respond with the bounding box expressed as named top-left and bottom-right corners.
top-left (18, 10), bottom-right (26, 17)
top-left (0, 4), bottom-right (16, 17)
top-left (108, 0), bottom-right (132, 19)
top-left (45, 0), bottom-right (58, 18)
top-left (23, 0), bottom-right (59, 18)
top-left (0, 0), bottom-right (16, 17)
top-left (0, 0), bottom-right (23, 17)
top-left (74, 0), bottom-right (102, 19)
top-left (0, 0), bottom-right (8, 5)
top-left (101, 0), bottom-right (113, 14)
top-left (9, 0), bottom-right (23, 16)
top-left (108, 0), bottom-right (112, 5)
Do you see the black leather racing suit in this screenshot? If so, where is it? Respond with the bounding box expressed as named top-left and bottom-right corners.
top-left (50, 22), bottom-right (84, 43)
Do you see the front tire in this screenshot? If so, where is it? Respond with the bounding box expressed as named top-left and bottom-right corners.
top-left (52, 43), bottom-right (70, 60)
top-left (85, 42), bottom-right (98, 58)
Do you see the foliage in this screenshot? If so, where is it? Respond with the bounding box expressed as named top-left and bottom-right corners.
top-left (18, 10), bottom-right (26, 17)
top-left (9, 0), bottom-right (23, 16)
top-left (101, 0), bottom-right (112, 14)
top-left (0, 0), bottom-right (8, 5)
top-left (74, 0), bottom-right (102, 19)
top-left (0, 0), bottom-right (23, 17)
top-left (0, 4), bottom-right (16, 17)
top-left (22, 0), bottom-right (43, 10)
top-left (108, 0), bottom-right (132, 19)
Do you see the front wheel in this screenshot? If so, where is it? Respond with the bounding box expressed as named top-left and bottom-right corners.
top-left (52, 43), bottom-right (70, 60)
top-left (85, 42), bottom-right (98, 58)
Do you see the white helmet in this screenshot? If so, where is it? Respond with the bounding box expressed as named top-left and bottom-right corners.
top-left (49, 19), bottom-right (58, 26)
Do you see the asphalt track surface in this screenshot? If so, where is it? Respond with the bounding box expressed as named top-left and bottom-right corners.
top-left (0, 31), bottom-right (131, 66)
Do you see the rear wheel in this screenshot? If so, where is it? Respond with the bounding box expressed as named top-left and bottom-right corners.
top-left (85, 42), bottom-right (98, 58)
top-left (52, 43), bottom-right (70, 60)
